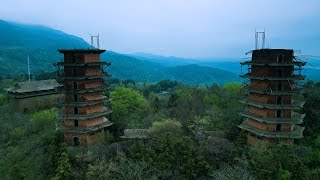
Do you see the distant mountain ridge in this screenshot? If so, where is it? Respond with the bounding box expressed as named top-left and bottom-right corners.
top-left (129, 52), bottom-right (320, 82)
top-left (0, 20), bottom-right (317, 85)
top-left (104, 52), bottom-right (239, 85)
top-left (0, 20), bottom-right (239, 85)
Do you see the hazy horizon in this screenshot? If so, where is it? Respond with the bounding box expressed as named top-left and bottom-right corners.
top-left (1, 0), bottom-right (319, 59)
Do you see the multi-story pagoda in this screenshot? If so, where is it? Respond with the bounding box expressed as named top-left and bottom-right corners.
top-left (239, 49), bottom-right (306, 144)
top-left (55, 49), bottom-right (112, 146)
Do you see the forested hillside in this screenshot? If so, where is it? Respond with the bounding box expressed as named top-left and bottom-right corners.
top-left (0, 20), bottom-right (239, 85)
top-left (0, 78), bottom-right (319, 179)
top-left (2, 20), bottom-right (319, 84)
top-left (0, 20), bottom-right (90, 74)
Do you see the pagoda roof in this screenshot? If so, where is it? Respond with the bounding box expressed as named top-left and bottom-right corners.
top-left (5, 79), bottom-right (61, 94)
top-left (120, 129), bottom-right (150, 139)
top-left (58, 49), bottom-right (106, 54)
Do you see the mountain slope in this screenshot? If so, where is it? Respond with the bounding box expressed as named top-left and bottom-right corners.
top-left (164, 64), bottom-right (239, 85)
top-left (0, 20), bottom-right (90, 75)
top-left (0, 20), bottom-right (239, 85)
top-left (104, 52), bottom-right (239, 85)
top-left (130, 52), bottom-right (320, 82)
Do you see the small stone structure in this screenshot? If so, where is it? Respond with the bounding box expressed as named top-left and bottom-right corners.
top-left (121, 129), bottom-right (150, 139)
top-left (5, 79), bottom-right (62, 113)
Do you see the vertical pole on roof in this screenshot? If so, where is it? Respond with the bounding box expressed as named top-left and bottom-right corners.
top-left (262, 29), bottom-right (265, 49)
top-left (255, 29), bottom-right (258, 50)
top-left (97, 34), bottom-right (100, 49)
top-left (27, 56), bottom-right (31, 82)
top-left (90, 34), bottom-right (94, 47)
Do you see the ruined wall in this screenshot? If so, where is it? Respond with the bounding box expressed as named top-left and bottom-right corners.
top-left (64, 53), bottom-right (84, 63)
top-left (64, 104), bottom-right (103, 114)
top-left (247, 119), bottom-right (293, 132)
top-left (64, 129), bottom-right (105, 145)
top-left (252, 49), bottom-right (294, 63)
top-left (15, 93), bottom-right (61, 113)
top-left (84, 54), bottom-right (100, 63)
top-left (64, 79), bottom-right (102, 90)
top-left (64, 66), bottom-right (101, 77)
top-left (64, 116), bottom-right (103, 128)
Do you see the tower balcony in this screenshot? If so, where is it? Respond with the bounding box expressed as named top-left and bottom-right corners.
top-left (62, 86), bottom-right (110, 94)
top-left (58, 117), bottom-right (113, 133)
top-left (238, 120), bottom-right (305, 139)
top-left (239, 111), bottom-right (305, 124)
top-left (56, 73), bottom-right (109, 80)
top-left (57, 107), bottom-right (112, 120)
top-left (243, 87), bottom-right (301, 95)
top-left (54, 61), bottom-right (111, 67)
top-left (240, 73), bottom-right (305, 81)
top-left (239, 98), bottom-right (305, 109)
top-left (58, 96), bottom-right (110, 107)
top-left (240, 60), bottom-right (306, 66)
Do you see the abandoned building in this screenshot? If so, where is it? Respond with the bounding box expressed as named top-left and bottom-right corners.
top-left (5, 79), bottom-right (62, 113)
top-left (239, 49), bottom-right (306, 144)
top-left (120, 129), bottom-right (150, 139)
top-left (55, 49), bottom-right (113, 146)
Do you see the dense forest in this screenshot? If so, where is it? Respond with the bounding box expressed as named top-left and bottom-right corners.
top-left (0, 75), bottom-right (319, 179)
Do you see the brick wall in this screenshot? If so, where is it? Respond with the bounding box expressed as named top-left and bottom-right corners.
top-left (64, 116), bottom-right (103, 128)
top-left (252, 49), bottom-right (294, 63)
top-left (64, 53), bottom-right (84, 63)
top-left (64, 66), bottom-right (101, 76)
top-left (249, 93), bottom-right (269, 103)
top-left (64, 130), bottom-right (105, 145)
top-left (16, 94), bottom-right (61, 113)
top-left (64, 79), bottom-right (102, 90)
top-left (251, 66), bottom-right (294, 77)
top-left (249, 106), bottom-right (268, 117)
top-left (251, 80), bottom-right (269, 90)
top-left (84, 54), bottom-right (100, 63)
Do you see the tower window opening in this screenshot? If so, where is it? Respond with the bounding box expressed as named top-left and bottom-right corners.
top-left (74, 107), bottom-right (79, 114)
top-left (73, 69), bottom-right (77, 76)
top-left (73, 82), bottom-right (78, 90)
top-left (73, 137), bottom-right (80, 146)
top-left (276, 110), bottom-right (283, 118)
top-left (276, 124), bottom-right (282, 132)
top-left (277, 69), bottom-right (283, 77)
top-left (277, 82), bottom-right (283, 91)
top-left (277, 54), bottom-right (284, 63)
top-left (277, 96), bottom-right (283, 104)
top-left (72, 54), bottom-right (76, 63)
top-left (74, 120), bottom-right (79, 127)
top-left (73, 94), bottom-right (78, 102)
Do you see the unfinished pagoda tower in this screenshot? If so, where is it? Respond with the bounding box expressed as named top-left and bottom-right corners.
top-left (55, 49), bottom-right (112, 146)
top-left (239, 49), bottom-right (306, 144)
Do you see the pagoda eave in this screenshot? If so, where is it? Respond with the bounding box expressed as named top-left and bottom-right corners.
top-left (238, 121), bottom-right (305, 139)
top-left (57, 109), bottom-right (112, 120)
top-left (239, 111), bottom-right (305, 124)
top-left (240, 61), bottom-right (306, 66)
top-left (240, 74), bottom-right (305, 81)
top-left (59, 117), bottom-right (113, 133)
top-left (54, 62), bottom-right (111, 67)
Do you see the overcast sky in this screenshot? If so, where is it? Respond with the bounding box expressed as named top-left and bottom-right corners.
top-left (1, 0), bottom-right (319, 58)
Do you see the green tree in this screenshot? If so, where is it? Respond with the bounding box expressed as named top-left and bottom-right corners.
top-left (147, 119), bottom-right (211, 179)
top-left (110, 87), bottom-right (150, 129)
top-left (53, 152), bottom-right (72, 180)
